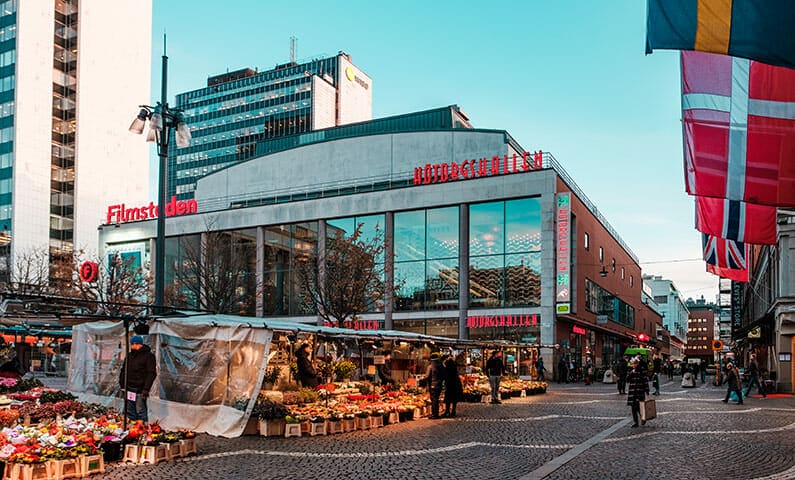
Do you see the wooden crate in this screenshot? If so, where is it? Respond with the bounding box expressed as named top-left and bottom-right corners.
top-left (258, 419), bottom-right (285, 437)
top-left (2, 462), bottom-right (53, 480)
top-left (50, 458), bottom-right (80, 480)
top-left (78, 455), bottom-right (104, 477)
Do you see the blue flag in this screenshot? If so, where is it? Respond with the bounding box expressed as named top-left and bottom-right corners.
top-left (646, 0), bottom-right (795, 70)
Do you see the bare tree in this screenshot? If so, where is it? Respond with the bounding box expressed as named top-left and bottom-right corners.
top-left (167, 220), bottom-right (257, 315)
top-left (0, 247), bottom-right (52, 295)
top-left (297, 224), bottom-right (395, 328)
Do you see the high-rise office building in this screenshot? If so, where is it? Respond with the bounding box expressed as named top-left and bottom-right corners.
top-left (0, 0), bottom-right (151, 282)
top-left (169, 52), bottom-right (372, 200)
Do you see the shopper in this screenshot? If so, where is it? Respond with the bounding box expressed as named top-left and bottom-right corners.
top-left (744, 355), bottom-right (767, 398)
top-left (722, 362), bottom-right (744, 405)
top-left (535, 357), bottom-right (546, 381)
top-left (557, 356), bottom-right (568, 384)
top-left (616, 355), bottom-right (628, 394)
top-left (485, 350), bottom-right (505, 404)
top-left (296, 343), bottom-right (320, 388)
top-left (584, 357), bottom-right (594, 385)
top-left (442, 356), bottom-right (463, 417)
top-left (119, 335), bottom-right (157, 423)
top-left (652, 353), bottom-right (662, 395)
top-left (423, 352), bottom-right (445, 418)
top-left (626, 357), bottom-right (649, 427)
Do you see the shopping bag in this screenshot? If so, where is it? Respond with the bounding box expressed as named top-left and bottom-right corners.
top-left (730, 390), bottom-right (745, 402)
top-left (639, 399), bottom-right (656, 421)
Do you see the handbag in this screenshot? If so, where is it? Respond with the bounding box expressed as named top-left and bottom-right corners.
top-left (639, 399), bottom-right (657, 421)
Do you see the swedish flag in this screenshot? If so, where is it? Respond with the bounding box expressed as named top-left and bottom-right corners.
top-left (646, 0), bottom-right (795, 69)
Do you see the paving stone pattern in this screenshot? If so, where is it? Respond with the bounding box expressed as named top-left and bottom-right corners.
top-left (93, 379), bottom-right (795, 480)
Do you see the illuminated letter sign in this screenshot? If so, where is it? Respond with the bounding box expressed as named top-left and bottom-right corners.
top-left (465, 314), bottom-right (539, 329)
top-left (79, 261), bottom-right (99, 283)
top-left (556, 193), bottom-right (572, 311)
top-left (105, 197), bottom-right (198, 225)
top-left (572, 326), bottom-right (586, 335)
top-left (412, 151), bottom-right (544, 186)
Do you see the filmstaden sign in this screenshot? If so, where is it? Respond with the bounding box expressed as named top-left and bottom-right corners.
top-left (106, 196), bottom-right (197, 225)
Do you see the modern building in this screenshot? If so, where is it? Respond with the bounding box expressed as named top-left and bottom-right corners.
top-left (685, 297), bottom-right (716, 362)
top-left (643, 275), bottom-right (690, 342)
top-left (98, 105), bottom-right (648, 377)
top-left (0, 0), bottom-right (151, 281)
top-left (169, 52), bottom-right (372, 200)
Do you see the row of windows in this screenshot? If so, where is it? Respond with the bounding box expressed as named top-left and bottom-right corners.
top-left (175, 184), bottom-right (195, 195)
top-left (0, 49), bottom-right (13, 68)
top-left (688, 326), bottom-right (709, 332)
top-left (689, 317), bottom-right (710, 323)
top-left (584, 278), bottom-right (635, 328)
top-left (0, 24), bottom-right (15, 43)
top-left (178, 70), bottom-right (320, 110)
top-left (184, 84), bottom-right (311, 124)
top-left (688, 345), bottom-right (711, 350)
top-left (687, 336), bottom-right (710, 341)
top-left (0, 126), bottom-right (12, 143)
top-left (0, 74), bottom-right (12, 93)
top-left (0, 100), bottom-right (11, 118)
top-left (583, 232), bottom-right (634, 287)
top-left (0, 151), bottom-right (10, 168)
top-left (0, 0), bottom-right (16, 16)
top-left (176, 161), bottom-right (234, 180)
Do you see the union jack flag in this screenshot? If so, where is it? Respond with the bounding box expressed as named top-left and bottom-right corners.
top-left (702, 234), bottom-right (748, 282)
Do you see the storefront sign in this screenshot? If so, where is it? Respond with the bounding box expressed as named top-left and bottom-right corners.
top-left (78, 261), bottom-right (99, 283)
top-left (466, 314), bottom-right (538, 329)
top-left (572, 326), bottom-right (586, 335)
top-left (323, 319), bottom-right (381, 330)
top-left (556, 303), bottom-right (570, 314)
top-left (106, 197), bottom-right (198, 225)
top-left (731, 280), bottom-right (743, 332)
top-left (413, 151), bottom-right (543, 185)
top-left (556, 193), bottom-right (571, 311)
top-left (748, 326), bottom-right (761, 338)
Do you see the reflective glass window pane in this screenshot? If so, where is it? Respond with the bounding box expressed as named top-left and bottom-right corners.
top-left (426, 258), bottom-right (458, 310)
top-left (505, 253), bottom-right (541, 307)
top-left (327, 217), bottom-right (354, 237)
top-left (469, 255), bottom-right (504, 308)
top-left (505, 197), bottom-right (541, 254)
top-left (395, 210), bottom-right (425, 261)
top-left (469, 202), bottom-right (504, 256)
top-left (427, 207), bottom-right (458, 260)
top-left (394, 260), bottom-right (425, 311)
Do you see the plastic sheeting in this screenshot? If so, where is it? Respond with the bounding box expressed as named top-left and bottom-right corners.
top-left (68, 317), bottom-right (272, 438)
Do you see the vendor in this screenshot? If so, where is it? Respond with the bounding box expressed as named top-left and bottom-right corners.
top-left (296, 343), bottom-right (320, 388)
top-left (377, 353), bottom-right (395, 386)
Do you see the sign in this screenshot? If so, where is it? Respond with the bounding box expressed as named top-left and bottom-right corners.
top-left (556, 193), bottom-right (572, 314)
top-left (596, 315), bottom-right (608, 324)
top-left (322, 319), bottom-right (382, 330)
top-left (413, 151), bottom-right (543, 185)
top-left (521, 336), bottom-right (537, 343)
top-left (730, 280), bottom-right (743, 333)
top-left (572, 326), bottom-right (586, 335)
top-left (466, 314), bottom-right (538, 329)
top-left (373, 355), bottom-right (385, 365)
top-left (556, 303), bottom-right (570, 314)
top-left (712, 339), bottom-right (724, 351)
top-left (748, 326), bottom-right (761, 339)
top-left (78, 261), bottom-right (99, 283)
top-left (345, 66), bottom-right (369, 90)
top-left (106, 196), bottom-right (198, 225)
top-left (780, 353), bottom-right (792, 362)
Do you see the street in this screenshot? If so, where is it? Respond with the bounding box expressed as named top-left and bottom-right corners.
top-left (96, 379), bottom-right (795, 479)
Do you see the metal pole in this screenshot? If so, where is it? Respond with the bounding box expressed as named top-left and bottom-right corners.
top-left (122, 318), bottom-right (130, 430)
top-left (154, 49), bottom-right (168, 312)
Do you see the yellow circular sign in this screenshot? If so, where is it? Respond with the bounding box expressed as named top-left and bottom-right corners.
top-left (345, 66), bottom-right (355, 82)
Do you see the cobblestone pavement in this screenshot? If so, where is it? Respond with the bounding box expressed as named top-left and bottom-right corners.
top-left (92, 379), bottom-right (795, 480)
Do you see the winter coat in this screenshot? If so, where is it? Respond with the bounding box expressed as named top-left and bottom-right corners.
top-left (626, 368), bottom-right (649, 405)
top-left (726, 368), bottom-right (741, 389)
top-left (653, 357), bottom-right (662, 374)
top-left (747, 360), bottom-right (759, 376)
top-left (616, 358), bottom-right (628, 378)
top-left (424, 358), bottom-right (445, 391)
top-left (443, 358), bottom-right (464, 403)
top-left (485, 355), bottom-right (505, 376)
top-left (119, 345), bottom-right (157, 393)
top-left (296, 351), bottom-right (319, 388)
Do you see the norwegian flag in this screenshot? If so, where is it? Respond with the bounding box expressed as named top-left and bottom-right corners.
top-left (681, 51), bottom-right (795, 207)
top-left (695, 196), bottom-right (777, 245)
top-left (702, 233), bottom-right (748, 282)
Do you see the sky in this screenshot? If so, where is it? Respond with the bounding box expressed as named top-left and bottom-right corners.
top-left (150, 0), bottom-right (719, 302)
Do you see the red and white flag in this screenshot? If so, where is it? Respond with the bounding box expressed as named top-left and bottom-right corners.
top-left (702, 233), bottom-right (748, 283)
top-left (681, 51), bottom-right (795, 207)
top-left (695, 196), bottom-right (777, 245)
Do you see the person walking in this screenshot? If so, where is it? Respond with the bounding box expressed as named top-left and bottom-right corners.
top-left (744, 355), bottom-right (767, 398)
top-left (535, 357), bottom-right (546, 381)
top-left (442, 356), bottom-right (464, 417)
top-left (616, 355), bottom-right (628, 394)
top-left (666, 358), bottom-right (674, 381)
top-left (652, 353), bottom-right (662, 395)
top-left (626, 357), bottom-right (649, 427)
top-left (296, 343), bottom-right (320, 388)
top-left (699, 361), bottom-right (707, 384)
top-left (557, 356), bottom-right (568, 384)
top-left (485, 350), bottom-right (505, 404)
top-left (722, 362), bottom-right (744, 405)
top-left (423, 352), bottom-right (445, 418)
top-left (584, 357), bottom-right (593, 385)
top-left (119, 335), bottom-right (157, 423)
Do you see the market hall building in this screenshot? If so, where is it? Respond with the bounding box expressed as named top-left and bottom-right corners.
top-left (99, 105), bottom-right (657, 374)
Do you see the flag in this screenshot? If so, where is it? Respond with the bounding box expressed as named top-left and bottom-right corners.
top-left (702, 233), bottom-right (748, 282)
top-left (695, 196), bottom-right (776, 244)
top-left (646, 0), bottom-right (795, 70)
top-left (681, 50), bottom-right (795, 207)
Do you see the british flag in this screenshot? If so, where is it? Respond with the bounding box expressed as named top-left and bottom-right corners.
top-left (702, 234), bottom-right (748, 282)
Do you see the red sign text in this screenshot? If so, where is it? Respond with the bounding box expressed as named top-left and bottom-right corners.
top-left (466, 314), bottom-right (538, 329)
top-left (414, 151), bottom-right (543, 185)
top-left (106, 196), bottom-right (198, 225)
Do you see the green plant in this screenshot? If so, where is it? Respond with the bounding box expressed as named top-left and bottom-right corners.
top-left (279, 381), bottom-right (300, 392)
top-left (252, 398), bottom-right (289, 420)
top-left (297, 387), bottom-right (319, 404)
top-left (263, 366), bottom-right (281, 385)
top-left (333, 360), bottom-right (356, 381)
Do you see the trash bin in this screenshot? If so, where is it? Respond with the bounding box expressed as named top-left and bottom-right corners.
top-left (602, 369), bottom-right (616, 384)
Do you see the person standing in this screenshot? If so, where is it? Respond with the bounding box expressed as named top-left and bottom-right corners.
top-left (699, 361), bottom-right (707, 384)
top-left (424, 353), bottom-right (445, 418)
top-left (616, 355), bottom-right (628, 394)
top-left (722, 362), bottom-right (744, 405)
top-left (652, 353), bottom-right (662, 395)
top-left (377, 353), bottom-right (395, 386)
top-left (584, 357), bottom-right (594, 385)
top-left (626, 358), bottom-right (649, 427)
top-left (296, 343), bottom-right (320, 388)
top-left (535, 357), bottom-right (546, 381)
top-left (744, 355), bottom-right (767, 398)
top-left (666, 358), bottom-right (674, 381)
top-left (557, 355), bottom-right (568, 384)
top-left (119, 335), bottom-right (157, 423)
top-left (442, 356), bottom-right (463, 417)
top-left (485, 350), bottom-right (505, 404)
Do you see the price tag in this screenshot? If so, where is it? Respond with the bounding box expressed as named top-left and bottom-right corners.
top-left (127, 391), bottom-right (137, 401)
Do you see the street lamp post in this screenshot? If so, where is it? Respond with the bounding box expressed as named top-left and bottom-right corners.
top-left (128, 43), bottom-right (190, 312)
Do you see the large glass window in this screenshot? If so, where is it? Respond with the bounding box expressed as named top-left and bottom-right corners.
top-left (469, 198), bottom-right (541, 308)
top-left (395, 207), bottom-right (459, 311)
top-left (262, 222), bottom-right (318, 316)
top-left (326, 214), bottom-right (385, 312)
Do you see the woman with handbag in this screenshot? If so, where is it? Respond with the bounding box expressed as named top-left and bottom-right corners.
top-left (626, 357), bottom-right (649, 427)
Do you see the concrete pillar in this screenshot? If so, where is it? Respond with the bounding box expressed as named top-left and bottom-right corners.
top-left (458, 203), bottom-right (469, 340)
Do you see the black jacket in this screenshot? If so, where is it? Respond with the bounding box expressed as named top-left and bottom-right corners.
top-left (726, 368), bottom-right (741, 389)
top-left (485, 355), bottom-right (505, 376)
top-left (296, 351), bottom-right (319, 388)
top-left (119, 344), bottom-right (157, 393)
top-left (424, 359), bottom-right (444, 391)
top-left (443, 358), bottom-right (463, 403)
top-left (616, 358), bottom-right (628, 378)
top-left (626, 368), bottom-right (649, 404)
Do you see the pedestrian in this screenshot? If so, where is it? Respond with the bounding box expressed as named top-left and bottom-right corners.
top-left (616, 355), bottom-right (628, 394)
top-left (652, 353), bottom-right (662, 395)
top-left (423, 352), bottom-right (445, 418)
top-left (485, 350), bottom-right (505, 404)
top-left (296, 343), bottom-right (320, 388)
top-left (584, 357), bottom-right (593, 385)
top-left (442, 355), bottom-right (463, 417)
top-left (699, 361), bottom-right (707, 384)
top-left (377, 353), bottom-right (395, 386)
top-left (626, 357), bottom-right (649, 427)
top-left (744, 355), bottom-right (767, 398)
top-left (535, 357), bottom-right (546, 381)
top-left (666, 358), bottom-right (674, 381)
top-left (722, 362), bottom-right (744, 405)
top-left (557, 356), bottom-right (567, 384)
top-left (119, 335), bottom-right (157, 423)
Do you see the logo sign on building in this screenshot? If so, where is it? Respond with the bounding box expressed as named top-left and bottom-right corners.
top-left (572, 326), bottom-right (586, 335)
top-left (596, 314), bottom-right (608, 324)
top-left (730, 280), bottom-right (743, 332)
top-left (556, 193), bottom-right (571, 312)
top-left (466, 314), bottom-right (538, 329)
top-left (78, 261), bottom-right (99, 283)
top-left (413, 151), bottom-right (544, 186)
top-left (556, 303), bottom-right (570, 314)
top-left (106, 197), bottom-right (198, 225)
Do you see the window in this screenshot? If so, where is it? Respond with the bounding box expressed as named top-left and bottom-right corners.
top-left (611, 258), bottom-right (616, 272)
top-left (629, 275), bottom-right (634, 288)
top-left (584, 232), bottom-right (589, 251)
top-left (599, 247), bottom-right (604, 263)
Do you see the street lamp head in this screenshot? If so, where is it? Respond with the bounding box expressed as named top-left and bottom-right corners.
top-left (128, 108), bottom-right (149, 134)
top-left (175, 120), bottom-right (192, 148)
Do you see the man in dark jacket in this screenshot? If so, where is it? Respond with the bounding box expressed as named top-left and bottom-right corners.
top-left (442, 356), bottom-right (463, 417)
top-left (423, 353), bottom-right (445, 418)
top-left (119, 335), bottom-right (157, 422)
top-left (485, 350), bottom-right (505, 404)
top-left (616, 356), bottom-right (628, 394)
top-left (722, 362), bottom-right (744, 405)
top-left (744, 355), bottom-right (767, 398)
top-left (626, 357), bottom-right (649, 427)
top-left (652, 353), bottom-right (662, 395)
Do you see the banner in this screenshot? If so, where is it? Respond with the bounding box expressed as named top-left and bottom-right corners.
top-left (694, 196), bottom-right (776, 244)
top-left (702, 233), bottom-right (748, 282)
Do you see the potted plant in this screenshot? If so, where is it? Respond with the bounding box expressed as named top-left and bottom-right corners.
top-left (333, 360), bottom-right (357, 382)
top-left (262, 367), bottom-right (281, 390)
top-left (253, 398), bottom-right (289, 437)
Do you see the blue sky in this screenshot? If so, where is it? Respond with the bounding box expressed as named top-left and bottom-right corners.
top-left (151, 0), bottom-right (718, 301)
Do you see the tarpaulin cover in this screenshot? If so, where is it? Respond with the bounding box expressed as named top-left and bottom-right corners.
top-left (68, 316), bottom-right (272, 438)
